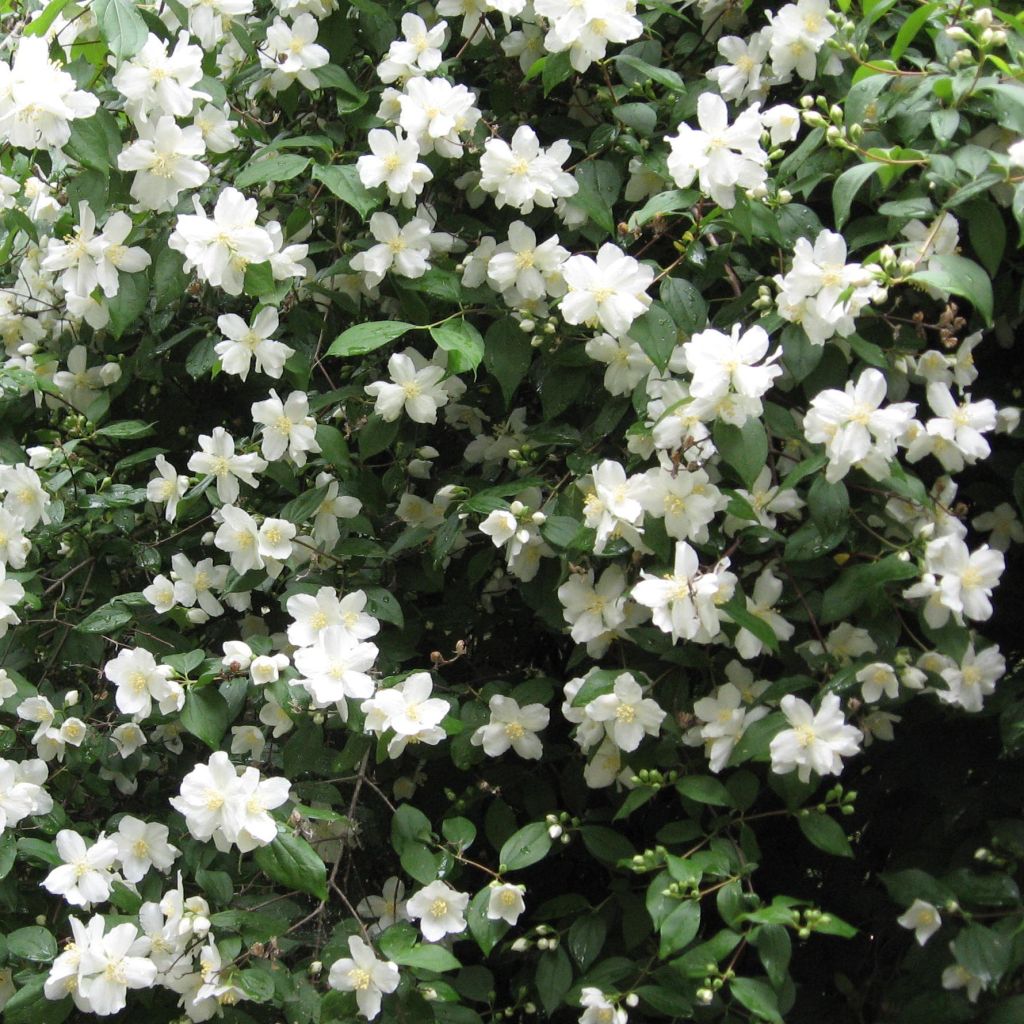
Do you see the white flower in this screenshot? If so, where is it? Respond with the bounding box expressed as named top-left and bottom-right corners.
top-left (632, 541), bottom-right (734, 644)
top-left (534, 0), bottom-right (642, 71)
top-left (231, 724), bottom-right (267, 760)
top-left (972, 502), bottom-right (1024, 552)
top-left (366, 351), bottom-right (451, 424)
top-left (171, 552), bottom-right (228, 617)
top-left (42, 829), bottom-right (119, 907)
top-left (114, 816), bottom-right (179, 883)
top-left (897, 899), bottom-right (942, 946)
top-left (683, 323), bottom-right (782, 403)
top-left (557, 565), bottom-right (628, 647)
top-left (942, 950), bottom-right (987, 1003)
top-left (804, 368), bottom-right (916, 483)
top-left (0, 563), bottom-right (24, 636)
top-left (559, 244), bottom-right (654, 338)
top-left (111, 31), bottom-right (208, 120)
top-left (170, 751), bottom-right (290, 853)
top-left (146, 455), bottom-right (188, 522)
top-left (707, 31), bottom-right (770, 102)
top-left (260, 14), bottom-right (330, 93)
top-left (580, 459), bottom-right (646, 554)
top-left (689, 671), bottom-right (770, 773)
top-left (397, 77), bottom-right (479, 158)
top-left (351, 212), bottom-right (433, 288)
top-left (287, 586), bottom-right (380, 647)
top-left (50, 345), bottom-right (121, 414)
top-left (487, 882), bottom-right (526, 925)
top-left (733, 568), bottom-right (794, 659)
top-left (117, 115), bottom-right (209, 212)
top-left (770, 694), bottom-right (863, 783)
top-left (103, 647), bottom-right (182, 720)
top-left (361, 672), bottom-right (449, 758)
top-left (111, 723), bottom-right (147, 759)
top-left (75, 918), bottom-right (158, 1016)
top-left (479, 126), bottom-right (578, 215)
top-left (213, 504), bottom-right (264, 573)
top-left (937, 643), bottom-right (1005, 713)
top-left (358, 128), bottom-right (434, 208)
top-left (168, 188), bottom-right (276, 296)
top-left (251, 389), bottom-right (321, 465)
top-left (585, 673), bottom-right (665, 753)
top-left (293, 628), bottom-right (378, 708)
top-left (924, 535), bottom-right (1004, 623)
top-left (487, 221), bottom-right (569, 301)
top-left (260, 698), bottom-right (294, 738)
top-left (665, 94), bottom-right (767, 209)
top-left (406, 880), bottom-right (469, 942)
top-left (855, 662), bottom-right (900, 703)
top-left (377, 14), bottom-right (447, 82)
top-left (471, 695), bottom-right (549, 759)
top-left (251, 653), bottom-right (289, 686)
top-left (216, 307), bottom-right (294, 381)
top-left (0, 757), bottom-right (53, 833)
top-left (767, 0), bottom-right (837, 80)
top-left (357, 877), bottom-right (410, 935)
top-left (579, 988), bottom-right (627, 1024)
top-left (258, 516), bottom-right (297, 561)
top-left (328, 936), bottom-right (400, 1020)
top-left (188, 427), bottom-right (268, 504)
top-left (0, 36), bottom-right (99, 150)
top-left (584, 333), bottom-right (653, 396)
top-left (0, 509), bottom-right (32, 568)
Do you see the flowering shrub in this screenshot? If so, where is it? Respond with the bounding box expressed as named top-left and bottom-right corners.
top-left (1, 0), bottom-right (1024, 1021)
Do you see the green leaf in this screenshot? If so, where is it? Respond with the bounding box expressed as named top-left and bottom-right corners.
top-left (254, 831), bottom-right (328, 901)
top-left (358, 415), bottom-right (399, 460)
top-left (755, 925), bottom-right (792, 989)
top-left (909, 253), bottom-right (994, 324)
top-left (328, 321), bottom-right (416, 358)
top-left (23, 0), bottom-right (74, 37)
top-left (675, 775), bottom-right (734, 807)
top-left (431, 318), bottom-right (485, 374)
top-left (2, 974), bottom-right (71, 1024)
top-left (107, 269), bottom-right (150, 339)
top-left (0, 832), bottom-right (15, 879)
top-left (614, 54), bottom-right (685, 92)
top-left (75, 601), bottom-right (131, 633)
top-left (499, 822), bottom-right (552, 871)
top-left (363, 587), bottom-right (404, 628)
top-left (243, 261), bottom-right (275, 297)
top-left (658, 900), bottom-right (701, 958)
top-left (819, 554), bottom-right (919, 623)
top-left (483, 319), bottom-right (533, 406)
top-left (832, 162), bottom-right (881, 229)
top-left (660, 276), bottom-right (707, 336)
top-left (721, 594), bottom-right (780, 653)
top-left (316, 423), bottom-right (352, 472)
top-left (392, 943), bottom-right (461, 972)
top-left (235, 154), bottom-right (310, 188)
top-left (66, 109), bottom-right (122, 174)
top-left (730, 977), bottom-right (783, 1023)
top-left (392, 802), bottom-right (432, 850)
top-left (535, 946), bottom-right (573, 1014)
top-left (891, 2), bottom-right (938, 60)
top-left (468, 887), bottom-right (509, 955)
top-left (180, 687), bottom-right (231, 750)
top-left (573, 161), bottom-right (620, 236)
top-left (807, 476), bottom-right (849, 546)
top-left (713, 418), bottom-right (768, 489)
top-left (94, 0), bottom-right (148, 60)
top-left (630, 302), bottom-right (677, 373)
top-left (952, 924), bottom-right (1011, 983)
top-left (542, 50), bottom-right (574, 96)
top-left (237, 968), bottom-right (276, 1002)
top-left (7, 925), bottom-right (57, 962)
top-left (568, 914), bottom-right (607, 971)
top-left (400, 842), bottom-right (441, 884)
top-left (798, 812), bottom-right (854, 858)
top-left (95, 420), bottom-right (155, 440)
top-left (313, 164), bottom-right (380, 219)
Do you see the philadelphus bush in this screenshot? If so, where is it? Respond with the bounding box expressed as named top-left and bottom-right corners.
top-left (2, 0), bottom-right (1024, 1021)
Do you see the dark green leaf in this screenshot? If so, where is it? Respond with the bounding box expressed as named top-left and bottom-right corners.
top-left (94, 0), bottom-right (148, 60)
top-left (498, 822), bottom-right (552, 871)
top-left (254, 831), bottom-right (328, 901)
top-left (180, 687), bottom-right (231, 750)
top-left (798, 812), bottom-right (854, 858)
top-left (313, 164), bottom-right (379, 218)
top-left (328, 321), bottom-right (416, 358)
top-left (7, 926), bottom-right (57, 962)
top-left (431, 319), bottom-right (485, 374)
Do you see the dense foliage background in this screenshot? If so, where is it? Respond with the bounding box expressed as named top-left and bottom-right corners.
top-left (2, 0), bottom-right (1024, 1022)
